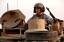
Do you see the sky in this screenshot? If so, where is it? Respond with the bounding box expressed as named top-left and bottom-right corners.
top-left (0, 0), bottom-right (64, 24)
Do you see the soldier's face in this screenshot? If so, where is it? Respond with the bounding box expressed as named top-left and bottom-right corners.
top-left (35, 7), bottom-right (43, 15)
top-left (36, 8), bottom-right (41, 13)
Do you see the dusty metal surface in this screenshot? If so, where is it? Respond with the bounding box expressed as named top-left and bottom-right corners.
top-left (25, 31), bottom-right (58, 42)
top-left (1, 10), bottom-right (25, 28)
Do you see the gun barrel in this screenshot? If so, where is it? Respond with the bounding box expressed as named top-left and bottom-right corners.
top-left (46, 7), bottom-right (56, 19)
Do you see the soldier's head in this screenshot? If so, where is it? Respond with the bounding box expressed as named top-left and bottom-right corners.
top-left (34, 3), bottom-right (45, 14)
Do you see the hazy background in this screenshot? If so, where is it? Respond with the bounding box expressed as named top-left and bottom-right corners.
top-left (0, 0), bottom-right (64, 28)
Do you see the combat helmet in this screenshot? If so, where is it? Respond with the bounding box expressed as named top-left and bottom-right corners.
top-left (34, 3), bottom-right (45, 13)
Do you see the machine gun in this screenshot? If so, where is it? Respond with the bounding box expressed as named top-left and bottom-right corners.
top-left (46, 7), bottom-right (64, 35)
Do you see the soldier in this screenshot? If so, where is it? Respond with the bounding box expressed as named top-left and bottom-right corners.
top-left (26, 3), bottom-right (53, 31)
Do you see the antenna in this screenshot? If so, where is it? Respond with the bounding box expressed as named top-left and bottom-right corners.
top-left (7, 3), bottom-right (9, 11)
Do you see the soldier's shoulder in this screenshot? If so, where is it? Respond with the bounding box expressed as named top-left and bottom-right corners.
top-left (44, 14), bottom-right (49, 17)
top-left (27, 15), bottom-right (36, 23)
top-left (44, 14), bottom-right (52, 19)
